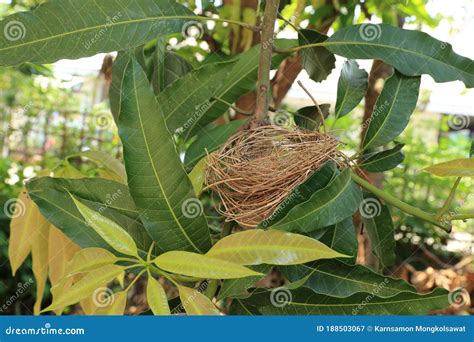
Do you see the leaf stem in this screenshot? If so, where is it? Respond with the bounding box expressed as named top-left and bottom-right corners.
top-left (350, 172), bottom-right (451, 232)
top-left (435, 177), bottom-right (461, 219)
top-left (274, 41), bottom-right (326, 54)
top-left (211, 97), bottom-right (254, 115)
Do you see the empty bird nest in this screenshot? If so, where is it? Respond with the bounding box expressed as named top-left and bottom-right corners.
top-left (205, 123), bottom-right (345, 228)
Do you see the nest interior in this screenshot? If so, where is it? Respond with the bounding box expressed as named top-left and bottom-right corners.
top-left (205, 124), bottom-right (342, 228)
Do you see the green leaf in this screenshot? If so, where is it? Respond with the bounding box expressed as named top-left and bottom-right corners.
top-left (294, 104), bottom-right (330, 131)
top-left (178, 286), bottom-right (220, 315)
top-left (66, 248), bottom-right (118, 276)
top-left (152, 50), bottom-right (193, 94)
top-left (154, 251), bottom-right (262, 279)
top-left (362, 71), bottom-right (420, 149)
top-left (299, 29), bottom-right (336, 82)
top-left (0, 0), bottom-right (195, 66)
top-left (207, 230), bottom-right (348, 266)
top-left (112, 52), bottom-right (211, 253)
top-left (27, 177), bottom-right (152, 255)
top-left (217, 265), bottom-right (270, 301)
top-left (361, 192), bottom-right (396, 267)
top-left (188, 157), bottom-right (208, 196)
top-left (424, 158), bottom-right (474, 177)
top-left (259, 162), bottom-right (338, 228)
top-left (270, 169), bottom-right (363, 233)
top-left (75, 150), bottom-right (127, 183)
top-left (184, 120), bottom-right (246, 169)
top-left (70, 194), bottom-right (139, 257)
top-left (280, 260), bottom-right (416, 298)
top-left (360, 143), bottom-right (405, 172)
top-left (318, 217), bottom-right (358, 262)
top-left (42, 264), bottom-right (124, 312)
top-left (147, 277), bottom-right (171, 315)
top-left (326, 24), bottom-right (474, 88)
top-left (158, 61), bottom-right (236, 134)
top-left (232, 287), bottom-right (449, 315)
top-left (470, 139), bottom-right (474, 158)
top-left (334, 60), bottom-right (368, 119)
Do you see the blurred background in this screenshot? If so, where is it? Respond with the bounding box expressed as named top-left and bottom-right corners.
top-left (0, 0), bottom-right (473, 315)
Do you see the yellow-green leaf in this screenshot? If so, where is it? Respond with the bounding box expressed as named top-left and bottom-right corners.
top-left (48, 225), bottom-right (80, 285)
top-left (31, 215), bottom-right (50, 315)
top-left (147, 277), bottom-right (171, 315)
top-left (189, 157), bottom-right (207, 196)
top-left (94, 291), bottom-right (128, 315)
top-left (178, 286), bottom-right (220, 316)
top-left (66, 248), bottom-right (118, 276)
top-left (206, 230), bottom-right (348, 265)
top-left (8, 190), bottom-right (36, 275)
top-left (42, 264), bottom-right (124, 312)
top-left (154, 251), bottom-right (262, 279)
top-left (70, 194), bottom-right (138, 257)
top-left (424, 158), bottom-right (474, 177)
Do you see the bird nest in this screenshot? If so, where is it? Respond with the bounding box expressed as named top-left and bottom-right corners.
top-left (205, 124), bottom-right (343, 228)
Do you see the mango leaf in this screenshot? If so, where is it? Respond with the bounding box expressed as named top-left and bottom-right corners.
top-left (326, 24), bottom-right (474, 88)
top-left (112, 52), bottom-right (211, 253)
top-left (94, 291), bottom-right (128, 315)
top-left (31, 213), bottom-right (50, 314)
top-left (48, 226), bottom-right (80, 285)
top-left (260, 162), bottom-right (338, 228)
top-left (186, 39), bottom-right (296, 138)
top-left (152, 50), bottom-right (193, 94)
top-left (158, 61), bottom-right (236, 134)
top-left (206, 230), bottom-right (348, 266)
top-left (360, 143), bottom-right (405, 172)
top-left (70, 194), bottom-right (139, 257)
top-left (184, 120), bottom-right (246, 169)
top-left (361, 192), bottom-right (396, 267)
top-left (75, 150), bottom-right (127, 183)
top-left (294, 104), bottom-right (330, 131)
top-left (67, 248), bottom-right (118, 276)
top-left (27, 177), bottom-right (152, 256)
top-left (0, 0), bottom-right (195, 66)
top-left (470, 139), bottom-right (473, 157)
top-left (188, 157), bottom-right (207, 196)
top-left (43, 264), bottom-right (124, 312)
top-left (232, 287), bottom-right (449, 315)
top-left (424, 158), bottom-right (474, 177)
top-left (154, 251), bottom-right (262, 279)
top-left (318, 217), bottom-right (358, 263)
top-left (178, 286), bottom-right (220, 315)
top-left (299, 29), bottom-right (336, 82)
top-left (269, 169), bottom-right (363, 232)
top-left (8, 190), bottom-right (36, 275)
top-left (147, 277), bottom-right (171, 315)
top-left (362, 71), bottom-right (420, 149)
top-left (334, 60), bottom-right (368, 119)
top-left (280, 260), bottom-right (416, 298)
top-left (217, 265), bottom-right (270, 301)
